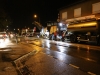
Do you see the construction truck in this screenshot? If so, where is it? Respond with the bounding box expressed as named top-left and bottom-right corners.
top-left (66, 18), bottom-right (100, 45)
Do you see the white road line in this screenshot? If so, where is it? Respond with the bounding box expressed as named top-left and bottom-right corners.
top-left (79, 56), bottom-right (97, 63)
top-left (87, 72), bottom-right (96, 75)
top-left (69, 64), bottom-right (79, 69)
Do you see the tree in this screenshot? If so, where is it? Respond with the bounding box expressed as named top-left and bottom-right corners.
top-left (0, 8), bottom-right (12, 31)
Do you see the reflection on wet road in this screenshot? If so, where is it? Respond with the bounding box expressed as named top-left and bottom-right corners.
top-left (32, 39), bottom-right (100, 64)
top-left (23, 38), bottom-right (100, 75)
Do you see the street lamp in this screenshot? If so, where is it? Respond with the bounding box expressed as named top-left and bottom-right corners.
top-left (33, 14), bottom-right (40, 23)
top-left (34, 14), bottom-right (37, 18)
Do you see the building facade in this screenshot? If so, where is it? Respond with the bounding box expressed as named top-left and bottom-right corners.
top-left (59, 0), bottom-right (100, 24)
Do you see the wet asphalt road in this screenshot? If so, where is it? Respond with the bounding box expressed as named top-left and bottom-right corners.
top-left (0, 37), bottom-right (100, 75)
top-left (20, 37), bottom-right (100, 75)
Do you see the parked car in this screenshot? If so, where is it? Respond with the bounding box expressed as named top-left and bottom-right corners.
top-left (0, 32), bottom-right (8, 42)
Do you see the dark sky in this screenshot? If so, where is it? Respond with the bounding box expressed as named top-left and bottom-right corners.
top-left (1, 0), bottom-right (80, 29)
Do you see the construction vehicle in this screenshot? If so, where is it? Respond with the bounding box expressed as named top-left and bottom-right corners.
top-left (32, 21), bottom-right (47, 37)
top-left (66, 17), bottom-right (100, 45)
top-left (32, 21), bottom-right (43, 31)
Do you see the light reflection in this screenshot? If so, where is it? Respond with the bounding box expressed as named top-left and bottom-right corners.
top-left (86, 46), bottom-right (90, 60)
top-left (45, 40), bottom-right (50, 48)
top-left (77, 46), bottom-right (80, 52)
top-left (87, 49), bottom-right (90, 53)
top-left (0, 49), bottom-right (11, 51)
top-left (34, 40), bottom-right (41, 46)
top-left (0, 39), bottom-right (10, 48)
top-left (57, 53), bottom-right (65, 61)
top-left (58, 42), bottom-right (71, 47)
top-left (87, 46), bottom-right (90, 50)
top-left (87, 58), bottom-right (91, 60)
top-left (0, 42), bottom-right (6, 47)
top-left (77, 46), bottom-right (79, 48)
top-left (57, 46), bottom-right (66, 52)
top-left (85, 57), bottom-right (96, 62)
top-left (46, 50), bottom-right (51, 54)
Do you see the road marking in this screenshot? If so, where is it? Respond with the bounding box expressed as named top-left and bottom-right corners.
top-left (87, 72), bottom-right (96, 75)
top-left (69, 64), bottom-right (79, 69)
top-left (79, 56), bottom-right (97, 63)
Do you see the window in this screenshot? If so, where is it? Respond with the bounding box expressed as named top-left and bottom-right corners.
top-left (62, 12), bottom-right (67, 20)
top-left (74, 8), bottom-right (81, 17)
top-left (92, 2), bottom-right (100, 14)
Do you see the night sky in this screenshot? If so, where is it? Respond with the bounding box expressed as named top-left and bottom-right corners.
top-left (1, 0), bottom-right (80, 30)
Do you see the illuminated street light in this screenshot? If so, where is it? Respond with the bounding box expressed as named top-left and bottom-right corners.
top-left (34, 14), bottom-right (37, 18)
top-left (59, 23), bottom-right (62, 26)
top-left (33, 14), bottom-right (40, 23)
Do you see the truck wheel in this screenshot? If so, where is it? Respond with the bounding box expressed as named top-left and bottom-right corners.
top-left (70, 35), bottom-right (77, 43)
